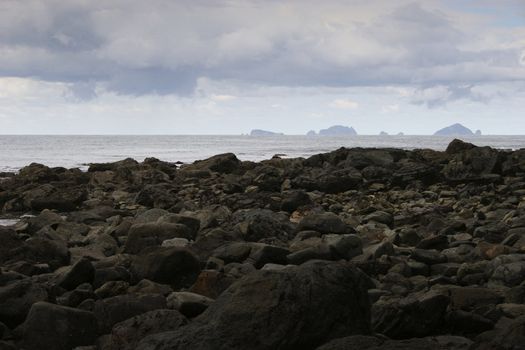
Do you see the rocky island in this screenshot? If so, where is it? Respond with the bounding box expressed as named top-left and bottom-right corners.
top-left (434, 123), bottom-right (481, 136)
top-left (0, 139), bottom-right (524, 349)
top-left (308, 125), bottom-right (358, 136)
top-left (249, 129), bottom-right (284, 136)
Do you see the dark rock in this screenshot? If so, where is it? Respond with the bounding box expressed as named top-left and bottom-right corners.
top-left (19, 302), bottom-right (97, 350)
top-left (446, 139), bottom-right (477, 154)
top-left (372, 290), bottom-right (450, 338)
top-left (124, 223), bottom-right (194, 254)
top-left (137, 260), bottom-right (371, 350)
top-left (0, 279), bottom-right (49, 328)
top-left (109, 309), bottom-right (187, 350)
top-left (56, 257), bottom-right (95, 290)
top-left (411, 249), bottom-right (447, 265)
top-left (280, 190), bottom-right (312, 213)
top-left (166, 291), bottom-right (214, 318)
top-left (232, 209), bottom-right (293, 242)
top-left (130, 247), bottom-right (201, 288)
top-left (93, 294), bottom-right (167, 334)
top-left (298, 212), bottom-right (350, 234)
top-left (184, 153), bottom-right (241, 174)
top-left (189, 270), bottom-right (236, 299)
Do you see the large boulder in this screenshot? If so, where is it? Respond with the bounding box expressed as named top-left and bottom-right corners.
top-left (183, 153), bottom-right (241, 174)
top-left (19, 302), bottom-right (97, 350)
top-left (136, 260), bottom-right (372, 350)
top-left (130, 247), bottom-right (201, 288)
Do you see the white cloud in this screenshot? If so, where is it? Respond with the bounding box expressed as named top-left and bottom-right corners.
top-left (381, 104), bottom-right (400, 113)
top-left (211, 94), bottom-right (237, 102)
top-left (329, 98), bottom-right (359, 109)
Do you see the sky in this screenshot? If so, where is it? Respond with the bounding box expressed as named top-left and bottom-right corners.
top-left (0, 0), bottom-right (524, 135)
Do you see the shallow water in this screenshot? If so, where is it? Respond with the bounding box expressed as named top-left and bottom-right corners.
top-left (0, 219), bottom-right (19, 226)
top-left (1, 135), bottom-right (524, 172)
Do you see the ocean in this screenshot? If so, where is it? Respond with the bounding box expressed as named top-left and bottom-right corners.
top-left (1, 135), bottom-right (525, 173)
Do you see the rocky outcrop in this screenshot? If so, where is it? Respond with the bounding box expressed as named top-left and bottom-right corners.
top-left (0, 140), bottom-right (524, 349)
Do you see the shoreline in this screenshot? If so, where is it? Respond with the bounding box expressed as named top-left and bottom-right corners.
top-left (1, 138), bottom-right (525, 349)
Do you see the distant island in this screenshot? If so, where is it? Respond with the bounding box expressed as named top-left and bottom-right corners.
top-left (434, 123), bottom-right (481, 136)
top-left (250, 129), bottom-right (284, 136)
top-left (307, 125), bottom-right (358, 136)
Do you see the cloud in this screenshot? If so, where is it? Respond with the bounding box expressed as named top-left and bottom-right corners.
top-left (381, 104), bottom-right (400, 113)
top-left (330, 98), bottom-right (359, 109)
top-left (409, 84), bottom-right (494, 108)
top-left (0, 0), bottom-right (523, 101)
top-left (211, 94), bottom-right (237, 102)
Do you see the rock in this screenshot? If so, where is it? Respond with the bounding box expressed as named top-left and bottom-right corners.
top-left (318, 125), bottom-right (357, 136)
top-left (93, 266), bottom-right (131, 289)
top-left (127, 279), bottom-right (172, 296)
top-left (411, 249), bottom-right (447, 265)
top-left (298, 212), bottom-right (351, 234)
top-left (372, 290), bottom-right (450, 338)
top-left (136, 260), bottom-right (371, 350)
top-left (446, 139), bottom-right (477, 154)
top-left (95, 281), bottom-right (130, 299)
top-left (109, 309), bottom-right (187, 350)
top-left (166, 291), bottom-right (214, 318)
top-left (247, 244), bottom-right (290, 269)
top-left (472, 315), bottom-right (525, 349)
top-left (184, 153), bottom-right (240, 174)
top-left (316, 335), bottom-right (473, 350)
top-left (6, 237), bottom-right (70, 270)
top-left (280, 190), bottom-right (312, 213)
top-left (0, 279), bottom-right (48, 328)
top-left (189, 270), bottom-right (236, 299)
top-left (434, 124), bottom-right (474, 136)
top-left (19, 302), bottom-right (97, 350)
top-left (232, 209), bottom-right (293, 242)
top-left (56, 257), bottom-right (95, 290)
top-left (93, 294), bottom-right (167, 334)
top-left (189, 228), bottom-right (242, 261)
top-left (130, 247), bottom-right (201, 288)
top-left (448, 286), bottom-right (504, 311)
top-left (363, 211), bottom-right (394, 227)
top-left (489, 261), bottom-right (525, 287)
top-left (124, 223), bottom-right (193, 254)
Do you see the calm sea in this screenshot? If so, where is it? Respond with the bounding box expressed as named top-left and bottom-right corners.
top-left (1, 135), bottom-right (525, 173)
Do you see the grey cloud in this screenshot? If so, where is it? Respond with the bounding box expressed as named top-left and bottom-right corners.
top-left (0, 0), bottom-right (524, 101)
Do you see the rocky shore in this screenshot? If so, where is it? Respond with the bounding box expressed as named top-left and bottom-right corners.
top-left (1, 139), bottom-right (525, 350)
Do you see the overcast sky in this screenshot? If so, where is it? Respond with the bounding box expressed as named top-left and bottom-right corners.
top-left (0, 0), bottom-right (524, 134)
